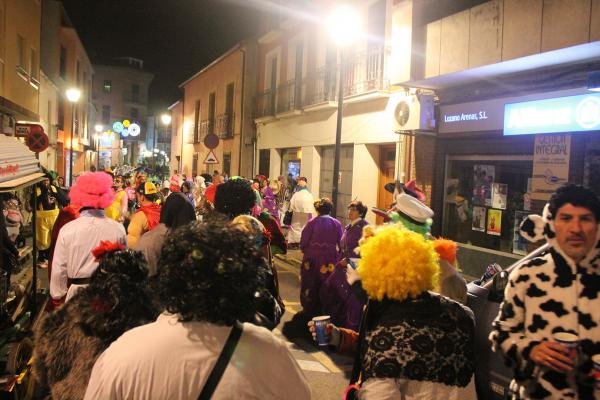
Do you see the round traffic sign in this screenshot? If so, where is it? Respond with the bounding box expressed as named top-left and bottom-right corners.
top-left (26, 127), bottom-right (49, 153)
top-left (203, 134), bottom-right (219, 149)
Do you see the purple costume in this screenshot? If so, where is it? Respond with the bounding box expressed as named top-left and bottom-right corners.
top-left (261, 186), bottom-right (279, 222)
top-left (299, 215), bottom-right (343, 317)
top-left (321, 218), bottom-right (368, 330)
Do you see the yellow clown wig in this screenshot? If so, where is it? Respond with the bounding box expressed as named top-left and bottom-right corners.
top-left (357, 224), bottom-right (440, 302)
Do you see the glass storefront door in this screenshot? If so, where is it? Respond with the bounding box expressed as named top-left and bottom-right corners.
top-left (442, 155), bottom-right (540, 278)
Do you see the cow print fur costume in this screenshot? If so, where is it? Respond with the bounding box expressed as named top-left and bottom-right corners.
top-left (490, 203), bottom-right (600, 399)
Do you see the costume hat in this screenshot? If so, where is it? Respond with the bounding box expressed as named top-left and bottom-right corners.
top-left (136, 182), bottom-right (158, 196)
top-left (69, 172), bottom-right (115, 209)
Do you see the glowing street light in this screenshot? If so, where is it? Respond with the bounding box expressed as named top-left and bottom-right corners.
top-left (161, 113), bottom-right (172, 125)
top-left (66, 88), bottom-right (81, 103)
top-left (327, 5), bottom-right (361, 217)
top-left (66, 88), bottom-right (81, 186)
top-left (327, 5), bottom-right (362, 47)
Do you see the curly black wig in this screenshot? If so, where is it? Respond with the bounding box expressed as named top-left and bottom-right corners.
top-left (157, 218), bottom-right (267, 325)
top-left (160, 192), bottom-right (196, 229)
top-left (213, 178), bottom-right (256, 219)
top-left (549, 184), bottom-right (600, 221)
top-left (74, 249), bottom-right (157, 344)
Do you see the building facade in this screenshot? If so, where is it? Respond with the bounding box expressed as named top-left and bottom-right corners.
top-left (92, 58), bottom-right (153, 168)
top-left (254, 0), bottom-right (433, 224)
top-left (392, 0), bottom-right (600, 282)
top-left (177, 41), bottom-right (258, 179)
top-left (0, 0), bottom-right (41, 134)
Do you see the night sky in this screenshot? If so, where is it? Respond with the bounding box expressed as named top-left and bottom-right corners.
top-left (62, 0), bottom-right (265, 112)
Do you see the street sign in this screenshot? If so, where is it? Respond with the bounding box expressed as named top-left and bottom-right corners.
top-left (25, 126), bottom-right (49, 153)
top-left (204, 150), bottom-right (219, 164)
top-left (203, 133), bottom-right (219, 149)
top-left (15, 123), bottom-right (44, 138)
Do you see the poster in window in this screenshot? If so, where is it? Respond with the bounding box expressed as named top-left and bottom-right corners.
top-left (513, 211), bottom-right (531, 255)
top-left (531, 134), bottom-right (571, 201)
top-left (472, 206), bottom-right (486, 232)
top-left (446, 178), bottom-right (458, 204)
top-left (473, 165), bottom-right (495, 206)
top-left (487, 209), bottom-right (502, 236)
top-left (491, 183), bottom-right (508, 210)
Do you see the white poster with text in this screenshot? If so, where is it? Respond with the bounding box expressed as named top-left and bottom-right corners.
top-left (531, 134), bottom-right (571, 201)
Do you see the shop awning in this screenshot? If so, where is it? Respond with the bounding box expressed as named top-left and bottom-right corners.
top-left (0, 172), bottom-right (46, 193)
top-left (0, 134), bottom-right (42, 188)
top-left (398, 41), bottom-right (600, 90)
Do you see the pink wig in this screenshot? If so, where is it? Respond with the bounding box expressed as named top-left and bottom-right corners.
top-left (69, 172), bottom-right (115, 209)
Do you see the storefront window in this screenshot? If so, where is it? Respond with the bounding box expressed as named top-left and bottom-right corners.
top-left (443, 156), bottom-right (541, 277)
top-left (281, 148), bottom-right (301, 179)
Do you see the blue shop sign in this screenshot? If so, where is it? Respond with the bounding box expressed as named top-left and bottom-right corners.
top-left (504, 93), bottom-right (600, 135)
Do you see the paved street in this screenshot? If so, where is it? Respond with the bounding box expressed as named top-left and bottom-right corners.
top-left (273, 251), bottom-right (354, 399)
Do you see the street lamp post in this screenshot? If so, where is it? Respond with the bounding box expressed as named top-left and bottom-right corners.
top-left (157, 113), bottom-right (171, 172)
top-left (66, 88), bottom-right (81, 186)
top-left (94, 124), bottom-right (103, 170)
top-left (328, 6), bottom-right (360, 218)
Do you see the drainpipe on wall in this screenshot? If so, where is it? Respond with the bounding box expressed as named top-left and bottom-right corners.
top-left (253, 127), bottom-right (257, 176)
top-left (238, 47), bottom-right (246, 176)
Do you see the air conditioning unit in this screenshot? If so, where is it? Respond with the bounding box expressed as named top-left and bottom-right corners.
top-left (391, 94), bottom-right (436, 132)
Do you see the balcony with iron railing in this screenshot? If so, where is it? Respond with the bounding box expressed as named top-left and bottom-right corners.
top-left (255, 47), bottom-right (390, 120)
top-left (216, 113), bottom-right (235, 139)
top-left (343, 47), bottom-right (390, 99)
top-left (302, 66), bottom-right (338, 109)
top-left (199, 119), bottom-right (215, 140)
top-left (276, 79), bottom-right (303, 114)
top-left (254, 89), bottom-right (276, 120)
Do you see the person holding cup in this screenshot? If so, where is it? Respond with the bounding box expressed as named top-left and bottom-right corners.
top-left (320, 200), bottom-right (369, 331)
top-left (314, 223), bottom-right (477, 399)
top-left (491, 184), bottom-right (600, 399)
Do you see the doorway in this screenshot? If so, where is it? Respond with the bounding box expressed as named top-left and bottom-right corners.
top-left (376, 145), bottom-right (396, 225)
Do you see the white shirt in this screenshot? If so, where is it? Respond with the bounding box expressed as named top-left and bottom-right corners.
top-left (84, 313), bottom-right (311, 400)
top-left (290, 189), bottom-right (315, 214)
top-left (50, 209), bottom-right (126, 301)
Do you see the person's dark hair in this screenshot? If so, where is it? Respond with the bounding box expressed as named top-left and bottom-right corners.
top-left (214, 178), bottom-right (256, 219)
top-left (181, 181), bottom-right (192, 193)
top-left (349, 200), bottom-right (368, 218)
top-left (157, 219), bottom-right (266, 325)
top-left (201, 173), bottom-right (212, 184)
top-left (314, 197), bottom-right (333, 215)
top-left (75, 249), bottom-right (156, 344)
top-left (548, 184), bottom-right (600, 221)
top-left (298, 176), bottom-right (307, 183)
top-left (160, 193), bottom-right (196, 229)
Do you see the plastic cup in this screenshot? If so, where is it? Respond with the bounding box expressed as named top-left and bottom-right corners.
top-left (312, 315), bottom-right (331, 346)
top-left (592, 354), bottom-right (600, 390)
top-left (554, 332), bottom-right (578, 359)
top-left (348, 258), bottom-right (359, 270)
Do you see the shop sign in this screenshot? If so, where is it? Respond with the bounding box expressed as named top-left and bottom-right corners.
top-left (531, 134), bottom-right (571, 201)
top-left (504, 93), bottom-right (600, 136)
top-left (439, 98), bottom-right (505, 133)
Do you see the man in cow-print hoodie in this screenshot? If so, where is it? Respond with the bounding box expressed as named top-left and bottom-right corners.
top-left (490, 184), bottom-right (600, 399)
